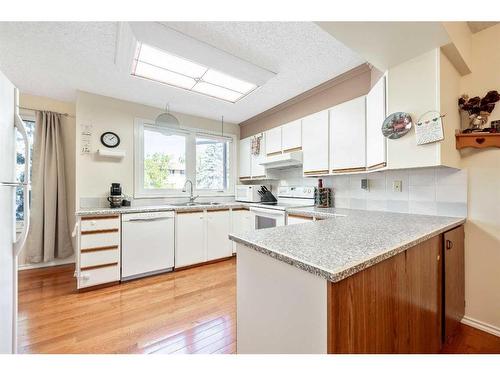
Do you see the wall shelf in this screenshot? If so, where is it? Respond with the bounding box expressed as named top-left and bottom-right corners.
top-left (455, 131), bottom-right (500, 150)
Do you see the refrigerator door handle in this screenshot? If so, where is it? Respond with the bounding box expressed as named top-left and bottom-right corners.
top-left (13, 88), bottom-right (30, 257)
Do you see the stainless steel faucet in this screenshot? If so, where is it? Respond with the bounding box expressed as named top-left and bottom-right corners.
top-left (182, 180), bottom-right (199, 203)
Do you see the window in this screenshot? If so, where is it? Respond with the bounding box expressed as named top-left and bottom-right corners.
top-left (134, 119), bottom-right (235, 198)
top-left (143, 126), bottom-right (186, 190)
top-left (131, 43), bottom-right (257, 103)
top-left (196, 136), bottom-right (229, 191)
top-left (15, 118), bottom-right (35, 227)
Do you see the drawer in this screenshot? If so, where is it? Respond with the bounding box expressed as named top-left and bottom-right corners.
top-left (80, 248), bottom-right (120, 268)
top-left (80, 231), bottom-right (119, 250)
top-left (78, 264), bottom-right (120, 289)
top-left (81, 216), bottom-right (120, 232)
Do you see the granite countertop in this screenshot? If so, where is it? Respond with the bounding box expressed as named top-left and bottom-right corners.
top-left (229, 208), bottom-right (465, 283)
top-left (75, 202), bottom-right (247, 216)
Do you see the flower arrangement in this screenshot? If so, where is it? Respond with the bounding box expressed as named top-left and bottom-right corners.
top-left (458, 90), bottom-right (500, 132)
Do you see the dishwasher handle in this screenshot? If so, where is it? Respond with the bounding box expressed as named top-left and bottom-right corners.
top-left (125, 217), bottom-right (173, 222)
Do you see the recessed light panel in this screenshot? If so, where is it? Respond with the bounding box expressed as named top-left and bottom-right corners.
top-left (131, 42), bottom-right (258, 103)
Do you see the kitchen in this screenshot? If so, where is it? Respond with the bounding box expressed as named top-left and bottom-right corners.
top-left (1, 11), bottom-right (500, 367)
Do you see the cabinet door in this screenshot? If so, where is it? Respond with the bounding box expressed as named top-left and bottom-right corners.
top-left (176, 211), bottom-right (205, 267)
top-left (265, 127), bottom-right (282, 156)
top-left (302, 110), bottom-right (329, 175)
top-left (207, 210), bottom-right (232, 261)
top-left (239, 137), bottom-right (252, 179)
top-left (231, 209), bottom-right (255, 254)
top-left (287, 214), bottom-right (313, 225)
top-left (251, 133), bottom-right (266, 179)
top-left (444, 225), bottom-right (465, 342)
top-left (366, 75), bottom-right (387, 170)
top-left (330, 96), bottom-right (366, 172)
top-left (282, 119), bottom-right (302, 152)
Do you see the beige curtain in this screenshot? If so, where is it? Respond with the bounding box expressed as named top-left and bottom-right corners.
top-left (26, 111), bottom-right (73, 263)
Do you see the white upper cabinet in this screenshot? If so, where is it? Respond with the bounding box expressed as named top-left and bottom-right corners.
top-left (366, 75), bottom-right (387, 169)
top-left (251, 133), bottom-right (266, 178)
top-left (238, 137), bottom-right (252, 179)
top-left (281, 119), bottom-right (302, 152)
top-left (265, 127), bottom-right (282, 156)
top-left (302, 110), bottom-right (329, 175)
top-left (329, 96), bottom-right (366, 172)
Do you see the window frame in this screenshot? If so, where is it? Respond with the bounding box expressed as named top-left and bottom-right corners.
top-left (16, 110), bottom-right (36, 230)
top-left (134, 118), bottom-right (236, 198)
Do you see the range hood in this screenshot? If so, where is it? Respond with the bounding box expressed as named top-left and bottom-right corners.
top-left (259, 151), bottom-right (303, 169)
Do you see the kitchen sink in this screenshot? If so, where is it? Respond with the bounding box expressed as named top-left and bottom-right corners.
top-left (170, 202), bottom-right (221, 207)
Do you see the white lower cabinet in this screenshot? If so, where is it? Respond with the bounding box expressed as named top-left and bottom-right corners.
top-left (287, 215), bottom-right (313, 225)
top-left (206, 210), bottom-right (232, 261)
top-left (175, 211), bottom-right (206, 268)
top-left (231, 209), bottom-right (256, 253)
top-left (76, 215), bottom-right (121, 289)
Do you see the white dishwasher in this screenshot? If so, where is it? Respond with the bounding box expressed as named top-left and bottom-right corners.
top-left (121, 211), bottom-right (175, 281)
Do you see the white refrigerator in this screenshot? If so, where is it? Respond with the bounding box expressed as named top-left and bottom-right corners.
top-left (0, 70), bottom-right (31, 354)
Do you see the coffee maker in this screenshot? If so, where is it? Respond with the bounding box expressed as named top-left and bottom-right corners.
top-left (107, 183), bottom-right (124, 208)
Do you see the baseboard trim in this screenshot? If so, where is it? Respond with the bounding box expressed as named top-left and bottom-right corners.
top-left (18, 257), bottom-right (75, 271)
top-left (461, 316), bottom-right (500, 337)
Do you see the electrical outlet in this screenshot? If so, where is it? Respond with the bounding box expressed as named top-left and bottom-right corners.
top-left (393, 180), bottom-right (403, 192)
top-left (361, 179), bottom-right (369, 190)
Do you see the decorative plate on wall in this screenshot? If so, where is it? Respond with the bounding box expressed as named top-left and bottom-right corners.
top-left (382, 112), bottom-right (413, 139)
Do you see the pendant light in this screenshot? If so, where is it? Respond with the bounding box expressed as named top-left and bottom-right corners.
top-left (155, 103), bottom-right (180, 128)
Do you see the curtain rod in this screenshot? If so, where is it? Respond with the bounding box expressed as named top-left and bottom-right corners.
top-left (18, 105), bottom-right (75, 118)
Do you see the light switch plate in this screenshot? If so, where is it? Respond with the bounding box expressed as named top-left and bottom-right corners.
top-left (361, 179), bottom-right (369, 190)
top-left (393, 180), bottom-right (403, 192)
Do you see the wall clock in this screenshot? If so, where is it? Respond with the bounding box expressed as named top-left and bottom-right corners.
top-left (100, 132), bottom-right (120, 148)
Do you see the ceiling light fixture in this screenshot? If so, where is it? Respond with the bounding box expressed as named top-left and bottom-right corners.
top-left (131, 42), bottom-right (258, 103)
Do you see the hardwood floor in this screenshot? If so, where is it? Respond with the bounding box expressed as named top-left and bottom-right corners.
top-left (18, 258), bottom-right (500, 354)
top-left (18, 259), bottom-right (236, 354)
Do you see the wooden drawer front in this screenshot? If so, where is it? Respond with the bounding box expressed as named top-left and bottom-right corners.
top-left (80, 249), bottom-right (120, 268)
top-left (78, 265), bottom-right (120, 289)
top-left (80, 231), bottom-right (119, 249)
top-left (81, 217), bottom-right (119, 232)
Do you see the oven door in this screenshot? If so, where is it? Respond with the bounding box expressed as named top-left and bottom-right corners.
top-left (250, 207), bottom-right (285, 229)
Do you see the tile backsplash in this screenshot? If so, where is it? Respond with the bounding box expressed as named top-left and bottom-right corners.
top-left (273, 166), bottom-right (467, 218)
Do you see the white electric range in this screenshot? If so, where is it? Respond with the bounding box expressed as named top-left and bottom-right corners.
top-left (249, 186), bottom-right (315, 229)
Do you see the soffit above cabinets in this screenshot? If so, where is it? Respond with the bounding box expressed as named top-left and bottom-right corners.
top-left (0, 21), bottom-right (364, 123)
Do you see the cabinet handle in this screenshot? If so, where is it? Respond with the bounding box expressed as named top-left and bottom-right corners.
top-left (446, 239), bottom-right (453, 250)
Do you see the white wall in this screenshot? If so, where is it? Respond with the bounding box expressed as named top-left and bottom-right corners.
top-left (76, 91), bottom-right (239, 208)
top-left (458, 24), bottom-right (500, 334)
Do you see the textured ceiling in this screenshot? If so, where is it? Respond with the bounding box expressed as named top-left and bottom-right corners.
top-left (0, 22), bottom-right (364, 123)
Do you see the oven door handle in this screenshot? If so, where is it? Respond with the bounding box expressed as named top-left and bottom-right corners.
top-left (250, 207), bottom-right (283, 217)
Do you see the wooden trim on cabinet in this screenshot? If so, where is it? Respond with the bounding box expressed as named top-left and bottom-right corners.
top-left (176, 210), bottom-right (204, 214)
top-left (239, 176), bottom-right (251, 180)
top-left (78, 281), bottom-right (120, 292)
top-left (174, 255), bottom-right (236, 271)
top-left (283, 146), bottom-right (302, 153)
top-left (266, 151), bottom-right (282, 157)
top-left (81, 215), bottom-right (119, 221)
top-left (239, 64), bottom-right (371, 128)
top-left (332, 166), bottom-right (366, 173)
top-left (80, 262), bottom-right (118, 271)
top-left (251, 175), bottom-right (267, 179)
top-left (81, 245), bottom-right (119, 253)
top-left (304, 169), bottom-right (329, 176)
top-left (231, 207), bottom-right (249, 211)
top-left (287, 214), bottom-right (313, 221)
top-left (206, 208), bottom-right (230, 213)
top-left (366, 162), bottom-right (387, 171)
top-left (81, 228), bottom-right (119, 235)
